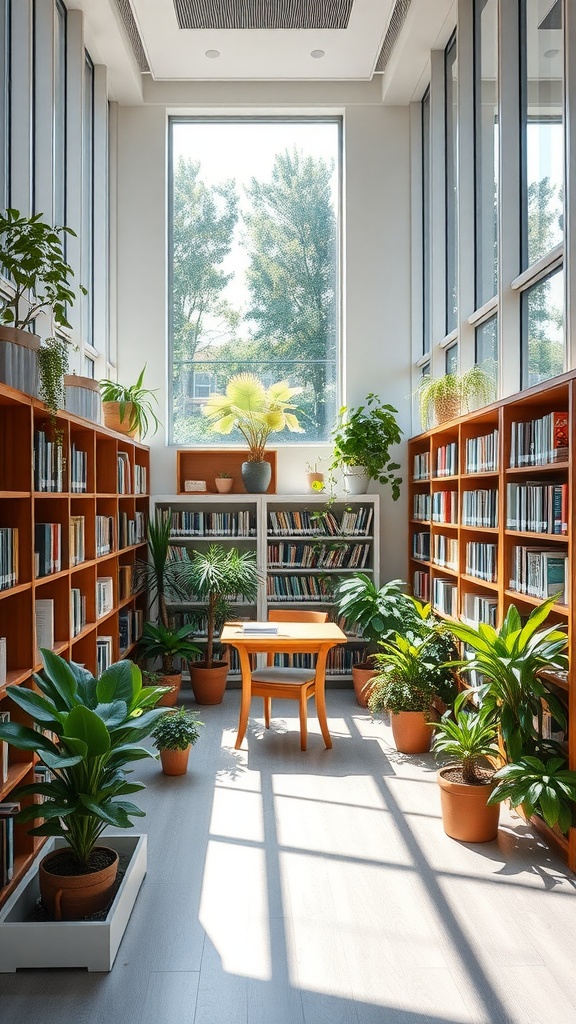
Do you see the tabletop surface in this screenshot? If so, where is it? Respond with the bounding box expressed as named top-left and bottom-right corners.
top-left (221, 621), bottom-right (347, 643)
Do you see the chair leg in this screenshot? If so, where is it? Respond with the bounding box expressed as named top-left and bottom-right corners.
top-left (264, 696), bottom-right (271, 729)
top-left (299, 690), bottom-right (308, 751)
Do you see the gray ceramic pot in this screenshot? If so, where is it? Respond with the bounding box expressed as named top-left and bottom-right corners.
top-left (241, 460), bottom-right (271, 493)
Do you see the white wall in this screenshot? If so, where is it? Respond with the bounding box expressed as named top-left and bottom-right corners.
top-left (115, 102), bottom-right (412, 583)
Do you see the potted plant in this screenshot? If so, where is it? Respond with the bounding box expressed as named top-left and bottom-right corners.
top-left (151, 706), bottom-right (204, 776)
top-left (329, 393), bottom-right (402, 496)
top-left (333, 576), bottom-right (420, 706)
top-left (488, 755), bottom-right (576, 835)
top-left (134, 513), bottom-right (176, 628)
top-left (432, 690), bottom-right (501, 842)
top-left (168, 544), bottom-right (260, 704)
top-left (416, 365), bottom-right (495, 430)
top-left (202, 372), bottom-right (303, 492)
top-left (368, 633), bottom-right (444, 753)
top-left (99, 364), bottom-right (160, 439)
top-left (138, 621), bottom-right (201, 706)
top-left (0, 208), bottom-right (85, 397)
top-left (215, 471), bottom-right (234, 494)
top-left (0, 650), bottom-right (169, 920)
top-left (306, 460), bottom-right (325, 492)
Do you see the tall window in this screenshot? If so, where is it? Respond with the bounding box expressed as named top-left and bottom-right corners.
top-left (445, 343), bottom-right (458, 375)
top-left (474, 0), bottom-right (498, 307)
top-left (522, 266), bottom-right (564, 388)
top-left (422, 87), bottom-right (431, 354)
top-left (475, 314), bottom-right (498, 387)
top-left (445, 33), bottom-right (458, 334)
top-left (54, 0), bottom-right (66, 229)
top-left (0, 1), bottom-right (9, 211)
top-left (82, 52), bottom-right (94, 348)
top-left (520, 0), bottom-right (564, 269)
top-left (169, 118), bottom-right (340, 446)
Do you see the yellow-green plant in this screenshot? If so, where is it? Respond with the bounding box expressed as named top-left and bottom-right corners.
top-left (202, 372), bottom-right (303, 461)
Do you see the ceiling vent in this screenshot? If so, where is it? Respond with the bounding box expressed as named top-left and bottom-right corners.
top-left (374, 0), bottom-right (412, 74)
top-left (113, 0), bottom-right (150, 72)
top-left (173, 0), bottom-right (353, 30)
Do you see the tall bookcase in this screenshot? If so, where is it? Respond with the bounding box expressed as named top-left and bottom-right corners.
top-left (408, 371), bottom-right (575, 869)
top-left (0, 380), bottom-right (150, 906)
top-left (152, 493), bottom-right (380, 682)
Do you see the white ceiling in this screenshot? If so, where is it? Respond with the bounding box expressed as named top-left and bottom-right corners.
top-left (71, 0), bottom-right (458, 105)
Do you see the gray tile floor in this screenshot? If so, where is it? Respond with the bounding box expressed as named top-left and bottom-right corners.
top-left (1, 689), bottom-right (576, 1024)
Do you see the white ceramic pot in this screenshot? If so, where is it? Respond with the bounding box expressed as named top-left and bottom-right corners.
top-left (343, 466), bottom-right (370, 494)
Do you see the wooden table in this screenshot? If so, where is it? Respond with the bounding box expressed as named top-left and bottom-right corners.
top-left (221, 620), bottom-right (347, 750)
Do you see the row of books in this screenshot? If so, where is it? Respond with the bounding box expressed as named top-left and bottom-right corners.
top-left (435, 442), bottom-right (457, 477)
top-left (266, 575), bottom-right (334, 601)
top-left (35, 523), bottom-right (61, 577)
top-left (432, 491), bottom-right (458, 524)
top-left (0, 528), bottom-right (18, 590)
top-left (165, 510), bottom-right (256, 537)
top-left (462, 489), bottom-right (498, 529)
top-left (465, 541), bottom-right (498, 583)
top-left (413, 494), bottom-right (431, 521)
top-left (432, 578), bottom-right (457, 617)
top-left (268, 506), bottom-right (373, 537)
top-left (97, 636), bottom-right (113, 674)
top-left (509, 411), bottom-right (568, 467)
top-left (267, 542), bottom-right (371, 570)
top-left (465, 429), bottom-right (499, 474)
top-left (506, 482), bottom-right (568, 535)
top-left (134, 464), bottom-right (147, 495)
top-left (119, 564), bottom-right (133, 600)
top-left (413, 570), bottom-right (430, 601)
top-left (70, 515), bottom-right (86, 566)
top-left (118, 511), bottom-right (146, 549)
top-left (96, 515), bottom-right (115, 557)
top-left (510, 546), bottom-right (568, 603)
top-left (70, 442), bottom-right (88, 493)
top-left (432, 535), bottom-right (458, 571)
top-left (461, 592), bottom-right (498, 627)
top-left (35, 598), bottom-right (55, 657)
top-left (96, 576), bottom-right (114, 619)
top-left (413, 451), bottom-right (430, 481)
top-left (71, 588), bottom-right (87, 637)
top-left (412, 531), bottom-right (430, 561)
top-left (117, 453), bottom-right (147, 495)
top-left (119, 608), bottom-right (143, 653)
top-left (271, 646), bottom-right (370, 676)
top-left (0, 801), bottom-right (19, 887)
top-left (34, 430), bottom-right (64, 492)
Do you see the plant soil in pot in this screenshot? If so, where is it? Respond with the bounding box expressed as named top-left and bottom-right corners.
top-left (390, 710), bottom-right (432, 754)
top-left (189, 660), bottom-right (229, 704)
top-left (39, 846), bottom-right (119, 920)
top-left (437, 766), bottom-right (500, 843)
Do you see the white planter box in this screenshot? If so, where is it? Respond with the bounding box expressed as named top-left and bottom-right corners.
top-left (0, 833), bottom-right (147, 972)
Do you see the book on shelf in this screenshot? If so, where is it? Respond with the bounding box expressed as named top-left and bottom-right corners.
top-left (34, 523), bottom-right (61, 577)
top-left (70, 515), bottom-right (86, 565)
top-left (434, 442), bottom-right (457, 477)
top-left (70, 587), bottom-right (87, 637)
top-left (510, 545), bottom-right (568, 602)
top-left (96, 576), bottom-right (114, 619)
top-left (413, 493), bottom-right (431, 521)
top-left (117, 451), bottom-right (131, 494)
top-left (432, 490), bottom-right (458, 524)
top-left (119, 608), bottom-right (143, 652)
top-left (0, 528), bottom-right (18, 590)
top-left (118, 564), bottom-right (133, 600)
top-left (267, 540), bottom-right (370, 570)
top-left (432, 534), bottom-right (458, 571)
top-left (465, 429), bottom-right (498, 473)
top-left (167, 508), bottom-right (256, 537)
top-left (465, 541), bottom-right (497, 583)
top-left (432, 578), bottom-right (457, 617)
top-left (506, 481), bottom-right (568, 534)
top-left (33, 429), bottom-right (64, 492)
top-left (461, 592), bottom-right (497, 627)
top-left (510, 411), bottom-right (569, 467)
top-left (412, 532), bottom-right (430, 562)
top-left (0, 802), bottom-right (20, 887)
top-left (35, 598), bottom-right (55, 657)
top-left (0, 711), bottom-right (9, 785)
top-left (413, 451), bottom-right (430, 481)
top-left (461, 489), bottom-right (498, 528)
top-left (70, 442), bottom-right (88, 493)
top-left (413, 570), bottom-right (430, 602)
top-left (96, 515), bottom-right (115, 556)
top-left (134, 464), bottom-right (147, 494)
top-left (0, 637), bottom-right (5, 689)
top-left (96, 636), bottom-right (113, 674)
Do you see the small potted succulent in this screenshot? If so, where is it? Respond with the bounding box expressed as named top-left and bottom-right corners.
top-left (432, 691), bottom-right (501, 842)
top-left (329, 394), bottom-right (402, 496)
top-left (99, 364), bottom-right (160, 439)
top-left (151, 706), bottom-right (204, 776)
top-left (215, 471), bottom-right (234, 494)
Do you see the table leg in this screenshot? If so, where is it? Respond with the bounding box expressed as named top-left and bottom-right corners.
top-left (314, 645), bottom-right (333, 749)
top-left (234, 646), bottom-right (253, 749)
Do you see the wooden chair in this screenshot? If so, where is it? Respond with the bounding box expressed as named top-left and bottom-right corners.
top-left (250, 609), bottom-right (329, 751)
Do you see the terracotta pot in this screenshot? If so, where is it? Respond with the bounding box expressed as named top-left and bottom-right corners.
top-left (352, 664), bottom-right (376, 708)
top-left (390, 710), bottom-right (432, 754)
top-left (160, 745), bottom-right (191, 776)
top-left (102, 400), bottom-right (139, 438)
top-left (437, 766), bottom-right (500, 843)
top-left (39, 845), bottom-right (119, 920)
top-left (189, 660), bottom-right (229, 705)
top-left (156, 672), bottom-right (182, 707)
top-left (215, 477), bottom-right (234, 493)
top-left (307, 472), bottom-right (324, 492)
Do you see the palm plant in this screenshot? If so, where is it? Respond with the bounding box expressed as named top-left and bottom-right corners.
top-left (431, 690), bottom-right (500, 784)
top-left (447, 596), bottom-right (569, 762)
top-left (202, 372), bottom-right (303, 461)
top-left (138, 621), bottom-right (201, 675)
top-left (134, 513), bottom-right (177, 628)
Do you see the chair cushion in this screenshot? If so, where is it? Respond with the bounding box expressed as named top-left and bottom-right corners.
top-left (251, 667), bottom-right (316, 684)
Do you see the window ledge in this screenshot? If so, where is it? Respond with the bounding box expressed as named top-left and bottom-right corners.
top-left (438, 329), bottom-right (458, 349)
top-left (467, 296), bottom-right (498, 326)
top-left (511, 244), bottom-right (563, 292)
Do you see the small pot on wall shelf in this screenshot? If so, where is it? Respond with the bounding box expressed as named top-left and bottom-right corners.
top-left (343, 465), bottom-right (370, 495)
top-left (306, 472), bottom-right (325, 492)
top-left (242, 460), bottom-right (271, 493)
top-left (102, 401), bottom-right (139, 438)
top-left (215, 475), bottom-right (234, 493)
top-left (64, 374), bottom-right (102, 424)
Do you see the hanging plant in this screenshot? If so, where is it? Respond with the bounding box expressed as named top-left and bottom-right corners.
top-left (37, 336), bottom-right (70, 422)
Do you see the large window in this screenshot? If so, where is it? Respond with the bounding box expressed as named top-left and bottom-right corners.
top-left (54, 0), bottom-right (66, 228)
top-left (445, 34), bottom-right (458, 335)
top-left (522, 266), bottom-right (564, 388)
top-left (474, 0), bottom-right (498, 307)
top-left (475, 314), bottom-right (498, 387)
top-left (520, 0), bottom-right (564, 269)
top-left (169, 118), bottom-right (340, 446)
top-left (0, 1), bottom-right (9, 212)
top-left (422, 88), bottom-right (431, 354)
top-left (82, 52), bottom-right (94, 348)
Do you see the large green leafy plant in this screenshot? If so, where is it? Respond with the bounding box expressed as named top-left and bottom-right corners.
top-left (368, 633), bottom-right (443, 716)
top-left (0, 208), bottom-right (85, 330)
top-left (0, 651), bottom-right (169, 869)
top-left (202, 372), bottom-right (303, 461)
top-left (333, 576), bottom-right (420, 662)
top-left (329, 394), bottom-right (402, 498)
top-left (489, 756), bottom-right (576, 832)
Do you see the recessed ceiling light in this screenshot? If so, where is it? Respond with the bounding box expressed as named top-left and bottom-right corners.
top-left (205, 49), bottom-right (220, 58)
top-left (543, 48), bottom-right (559, 58)
top-left (311, 49), bottom-right (325, 59)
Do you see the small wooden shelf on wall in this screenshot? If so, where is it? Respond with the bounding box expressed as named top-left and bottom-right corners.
top-left (176, 449), bottom-right (277, 494)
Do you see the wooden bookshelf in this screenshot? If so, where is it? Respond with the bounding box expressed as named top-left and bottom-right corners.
top-left (0, 382), bottom-right (150, 906)
top-left (408, 371), bottom-right (576, 869)
top-left (176, 448), bottom-right (277, 494)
